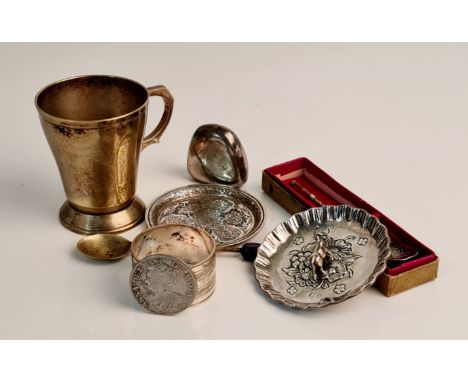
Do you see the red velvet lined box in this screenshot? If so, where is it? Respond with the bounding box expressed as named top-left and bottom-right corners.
top-left (262, 157), bottom-right (438, 296)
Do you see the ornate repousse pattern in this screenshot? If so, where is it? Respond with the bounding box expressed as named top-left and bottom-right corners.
top-left (254, 205), bottom-right (391, 309)
top-left (146, 184), bottom-right (264, 249)
top-left (283, 231), bottom-right (361, 295)
top-left (158, 198), bottom-right (254, 244)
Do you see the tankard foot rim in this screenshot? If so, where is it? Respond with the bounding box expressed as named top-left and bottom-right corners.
top-left (59, 197), bottom-right (146, 235)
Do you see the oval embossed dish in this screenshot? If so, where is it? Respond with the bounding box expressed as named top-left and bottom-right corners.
top-left (254, 205), bottom-right (391, 309)
top-left (146, 184), bottom-right (264, 249)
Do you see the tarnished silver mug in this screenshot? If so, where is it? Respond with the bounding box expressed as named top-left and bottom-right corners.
top-left (35, 75), bottom-right (174, 234)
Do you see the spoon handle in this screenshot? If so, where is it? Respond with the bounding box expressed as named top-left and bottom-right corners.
top-left (238, 242), bottom-right (261, 262)
top-left (223, 242), bottom-right (260, 262)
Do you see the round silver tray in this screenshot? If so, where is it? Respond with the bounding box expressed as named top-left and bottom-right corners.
top-left (254, 205), bottom-right (391, 309)
top-left (146, 184), bottom-right (265, 250)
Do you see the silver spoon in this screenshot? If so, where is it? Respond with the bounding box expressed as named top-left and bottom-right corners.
top-left (77, 234), bottom-right (131, 261)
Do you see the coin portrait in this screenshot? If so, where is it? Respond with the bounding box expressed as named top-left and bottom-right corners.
top-left (130, 255), bottom-right (197, 315)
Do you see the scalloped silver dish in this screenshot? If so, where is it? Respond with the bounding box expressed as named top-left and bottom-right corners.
top-left (254, 205), bottom-right (391, 309)
top-left (145, 184), bottom-right (264, 250)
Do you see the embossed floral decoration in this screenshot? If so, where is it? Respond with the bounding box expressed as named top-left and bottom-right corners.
top-left (293, 236), bottom-right (304, 245)
top-left (334, 284), bottom-right (346, 295)
top-left (283, 230), bottom-right (361, 295)
top-left (357, 237), bottom-right (368, 246)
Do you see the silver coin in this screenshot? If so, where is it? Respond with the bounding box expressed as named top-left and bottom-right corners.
top-left (130, 255), bottom-right (197, 315)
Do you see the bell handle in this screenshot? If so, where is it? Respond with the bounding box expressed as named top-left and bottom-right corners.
top-left (141, 85), bottom-right (174, 150)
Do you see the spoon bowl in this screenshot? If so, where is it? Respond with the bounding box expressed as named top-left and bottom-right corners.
top-left (77, 234), bottom-right (131, 261)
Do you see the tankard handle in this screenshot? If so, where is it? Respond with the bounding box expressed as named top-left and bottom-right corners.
top-left (141, 85), bottom-right (174, 150)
